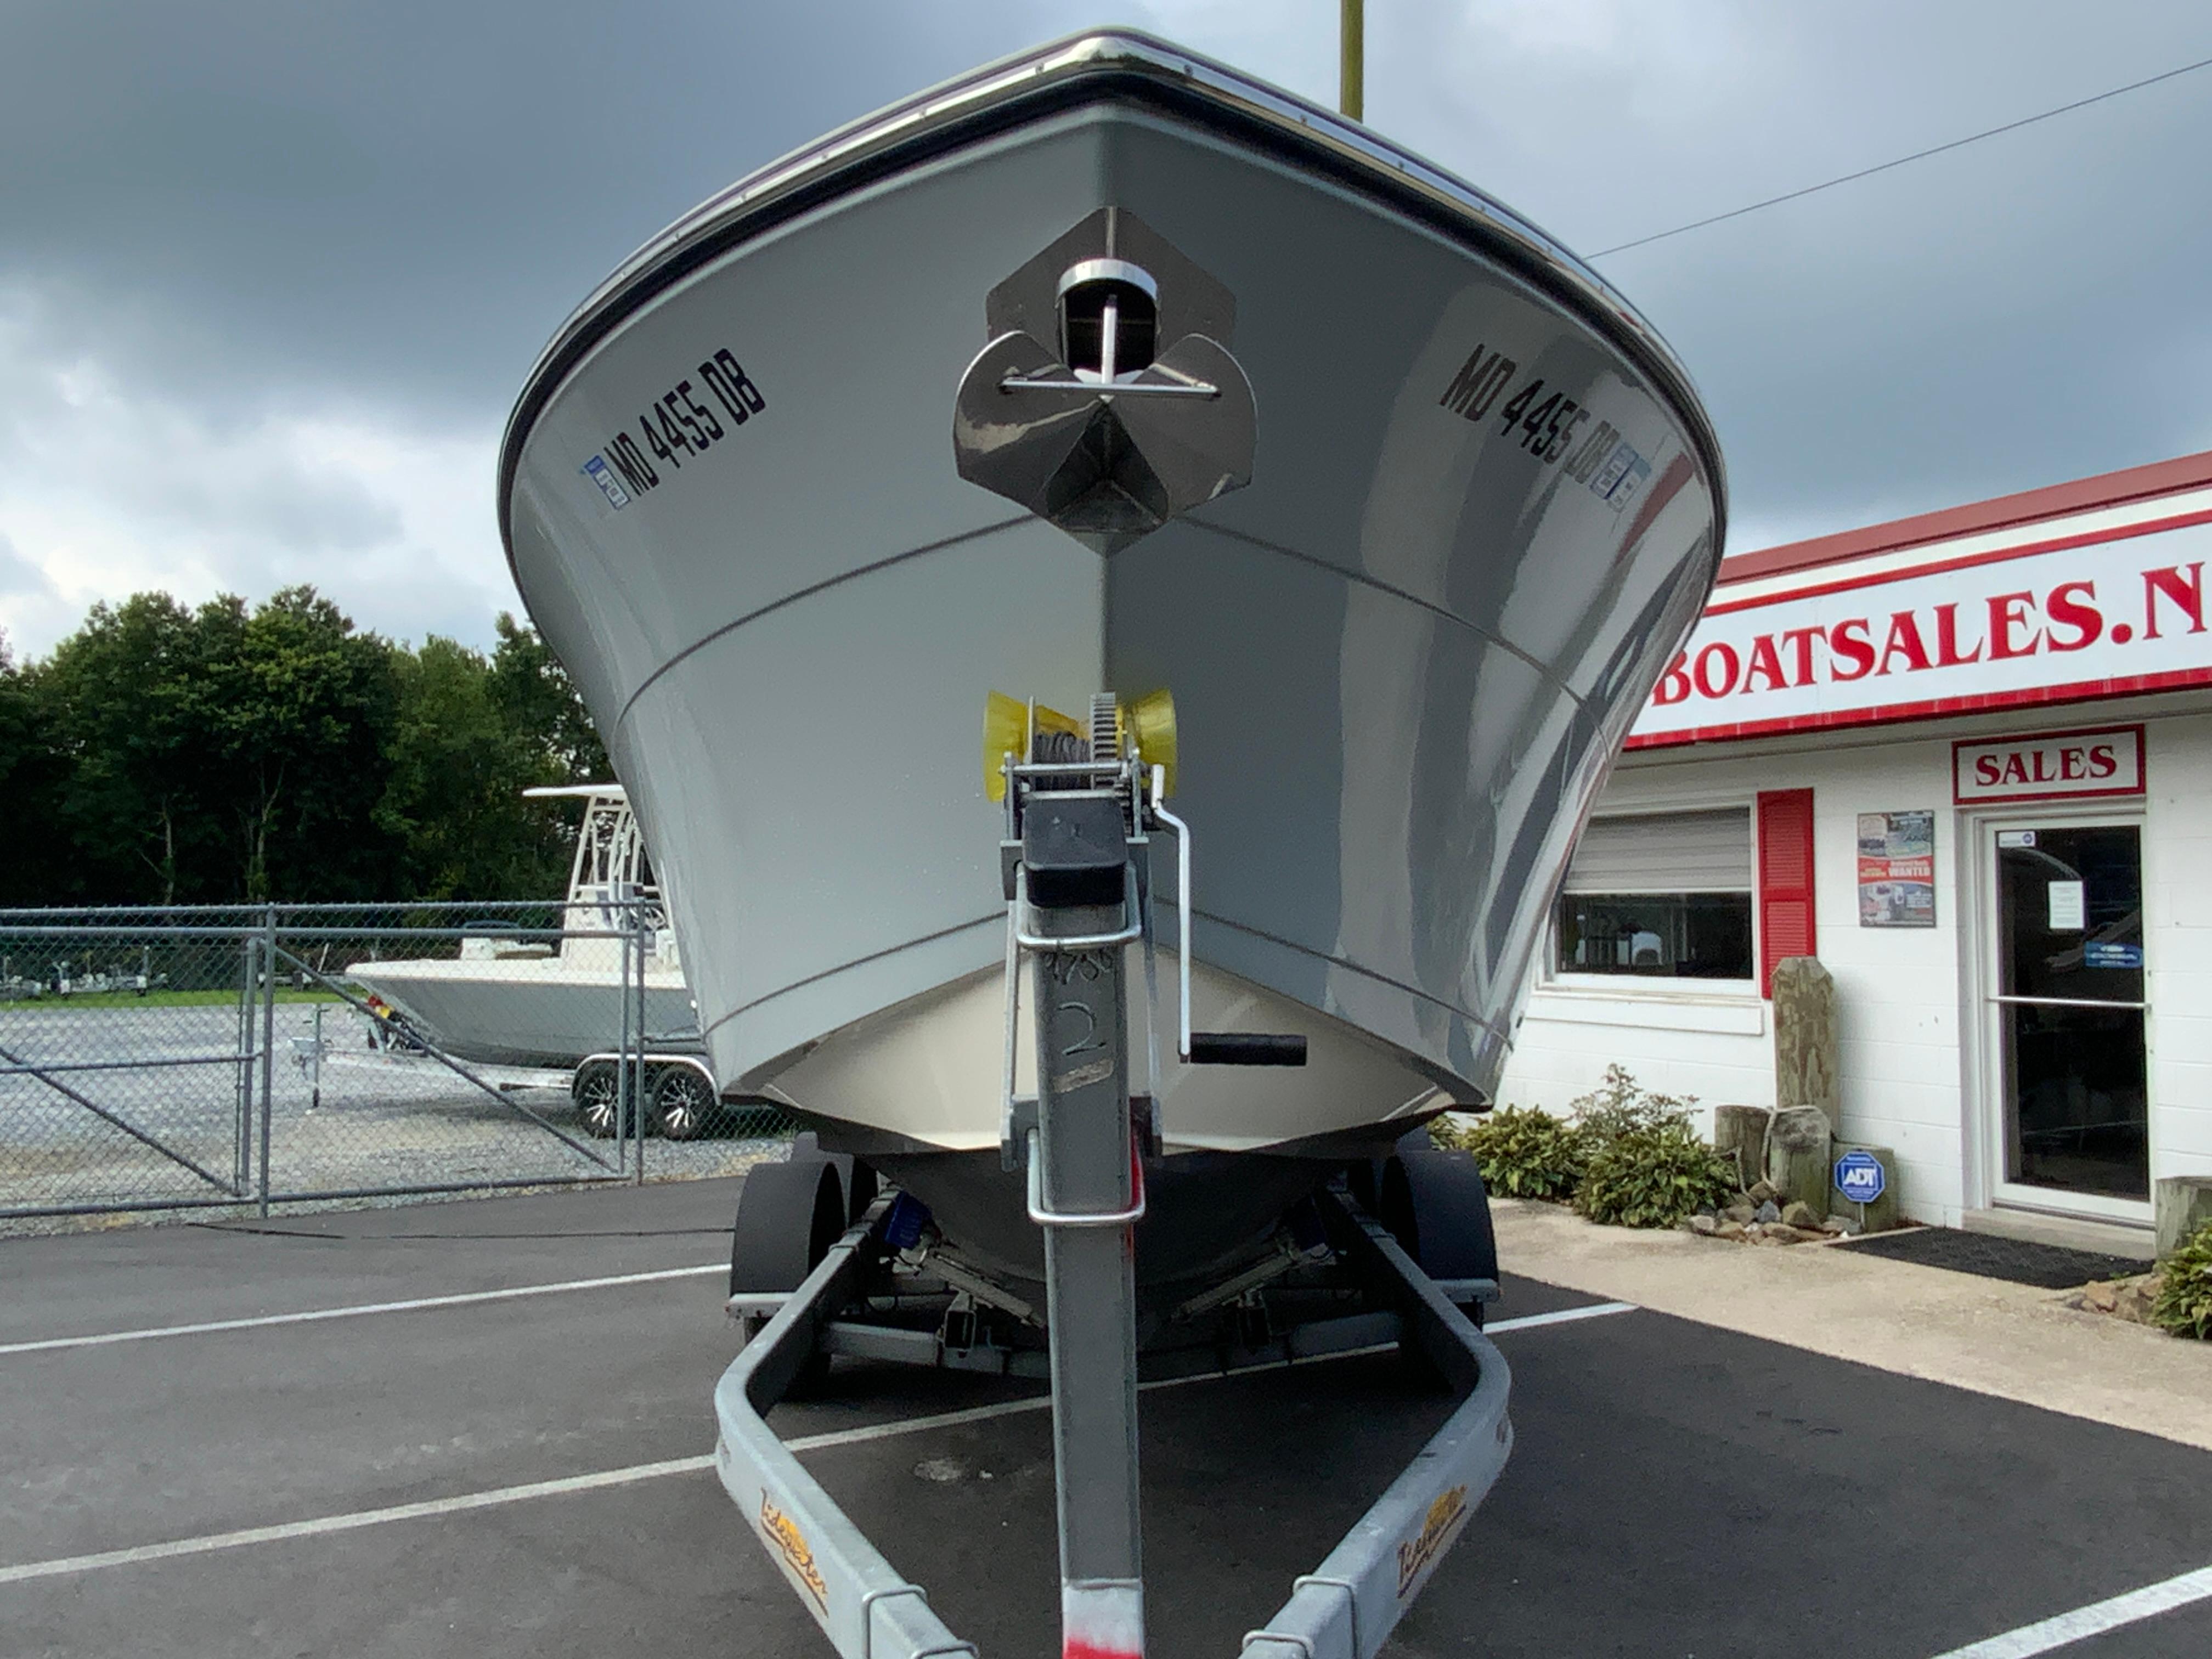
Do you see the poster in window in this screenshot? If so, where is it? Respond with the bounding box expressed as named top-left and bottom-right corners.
top-left (1858, 810), bottom-right (1936, 928)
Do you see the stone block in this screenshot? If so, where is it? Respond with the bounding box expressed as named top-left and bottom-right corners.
top-left (2154, 1176), bottom-right (2212, 1260)
top-left (1772, 956), bottom-right (1839, 1133)
top-left (1713, 1105), bottom-right (1771, 1192)
top-left (1830, 1142), bottom-right (1900, 1234)
top-left (1765, 1105), bottom-right (1832, 1220)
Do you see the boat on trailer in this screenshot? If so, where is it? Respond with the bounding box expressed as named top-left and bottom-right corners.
top-left (346, 786), bottom-right (709, 1131)
top-left (500, 29), bottom-right (1722, 1659)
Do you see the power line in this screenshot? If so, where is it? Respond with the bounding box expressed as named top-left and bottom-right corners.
top-left (1588, 50), bottom-right (2212, 259)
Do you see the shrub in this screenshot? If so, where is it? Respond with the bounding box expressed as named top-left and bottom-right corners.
top-left (1570, 1062), bottom-right (1700, 1153)
top-left (2152, 1220), bottom-right (2212, 1340)
top-left (1575, 1118), bottom-right (1737, 1229)
top-left (1458, 1104), bottom-right (1586, 1200)
top-left (1425, 1113), bottom-right (1472, 1153)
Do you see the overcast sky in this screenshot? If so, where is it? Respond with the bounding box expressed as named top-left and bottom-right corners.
top-left (3, 1), bottom-right (2208, 657)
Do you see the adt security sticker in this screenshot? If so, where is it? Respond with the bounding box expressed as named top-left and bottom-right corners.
top-left (1834, 1149), bottom-right (1886, 1206)
top-left (583, 454), bottom-right (631, 510)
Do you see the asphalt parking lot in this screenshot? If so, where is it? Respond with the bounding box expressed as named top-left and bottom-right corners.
top-left (4, 1176), bottom-right (2210, 1659)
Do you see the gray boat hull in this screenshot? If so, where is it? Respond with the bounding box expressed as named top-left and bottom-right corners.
top-left (503, 36), bottom-right (1722, 1197)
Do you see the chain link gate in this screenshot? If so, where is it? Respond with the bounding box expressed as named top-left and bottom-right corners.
top-left (0, 904), bottom-right (795, 1223)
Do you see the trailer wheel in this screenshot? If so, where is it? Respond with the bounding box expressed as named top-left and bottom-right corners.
top-left (572, 1059), bottom-right (633, 1138)
top-left (652, 1063), bottom-right (720, 1141)
top-left (730, 1156), bottom-right (846, 1393)
top-left (1378, 1146), bottom-right (1498, 1327)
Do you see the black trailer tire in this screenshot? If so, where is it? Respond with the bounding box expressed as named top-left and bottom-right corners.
top-left (572, 1059), bottom-right (630, 1138)
top-left (651, 1063), bottom-right (721, 1141)
top-left (1378, 1147), bottom-right (1499, 1314)
top-left (730, 1156), bottom-right (847, 1393)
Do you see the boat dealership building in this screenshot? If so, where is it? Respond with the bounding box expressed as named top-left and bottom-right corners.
top-left (1493, 448), bottom-right (2212, 1251)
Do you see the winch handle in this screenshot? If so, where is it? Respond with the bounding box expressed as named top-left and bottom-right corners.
top-left (1148, 766), bottom-right (1308, 1069)
top-left (1187, 1032), bottom-right (1307, 1066)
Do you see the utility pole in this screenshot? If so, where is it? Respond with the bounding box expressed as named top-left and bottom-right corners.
top-left (1341, 0), bottom-right (1364, 121)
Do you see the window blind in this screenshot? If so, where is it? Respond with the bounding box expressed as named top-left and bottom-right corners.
top-left (1559, 808), bottom-right (1753, 895)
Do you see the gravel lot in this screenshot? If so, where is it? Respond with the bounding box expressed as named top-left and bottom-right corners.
top-left (0, 1000), bottom-right (783, 1227)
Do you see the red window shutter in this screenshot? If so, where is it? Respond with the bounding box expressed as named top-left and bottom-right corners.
top-left (1756, 788), bottom-right (1816, 997)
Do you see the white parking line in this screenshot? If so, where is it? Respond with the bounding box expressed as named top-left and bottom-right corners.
top-left (0, 1455), bottom-right (719, 1587)
top-left (1929, 1564), bottom-right (2212, 1658)
top-left (1489, 1301), bottom-right (1637, 1333)
top-left (0, 1297), bottom-right (1635, 1585)
top-left (0, 1264), bottom-right (729, 1358)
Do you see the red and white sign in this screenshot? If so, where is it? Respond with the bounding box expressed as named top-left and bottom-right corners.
top-left (1627, 509), bottom-right (2212, 747)
top-left (1953, 724), bottom-right (2145, 804)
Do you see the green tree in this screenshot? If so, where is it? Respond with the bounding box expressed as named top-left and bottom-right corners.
top-left (203, 588), bottom-right (399, 901)
top-left (487, 613), bottom-right (610, 785)
top-left (41, 592), bottom-right (222, 902)
top-left (379, 635), bottom-right (571, 899)
top-left (0, 638), bottom-right (72, 905)
top-left (15, 589), bottom-right (612, 906)
top-left (39, 588), bottom-right (398, 902)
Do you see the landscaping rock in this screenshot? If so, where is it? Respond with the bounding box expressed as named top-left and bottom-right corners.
top-left (1767, 1106), bottom-right (1833, 1220)
top-left (1713, 1105), bottom-right (1772, 1192)
top-left (1714, 1221), bottom-right (1746, 1240)
top-left (2077, 1274), bottom-right (2164, 1325)
top-left (1722, 1202), bottom-right (1756, 1225)
top-left (2155, 1176), bottom-right (2212, 1261)
top-left (1747, 1179), bottom-right (1779, 1205)
top-left (1685, 1212), bottom-right (1719, 1235)
top-left (1755, 1199), bottom-right (1781, 1224)
top-left (1781, 1200), bottom-right (1820, 1229)
top-left (1773, 956), bottom-right (1839, 1132)
top-left (1764, 1223), bottom-right (1810, 1244)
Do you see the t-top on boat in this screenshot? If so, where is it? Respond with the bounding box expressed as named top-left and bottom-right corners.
top-left (499, 29), bottom-right (1722, 1659)
top-left (346, 785), bottom-right (696, 1072)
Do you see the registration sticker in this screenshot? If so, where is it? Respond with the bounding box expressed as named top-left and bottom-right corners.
top-left (582, 454), bottom-right (631, 510)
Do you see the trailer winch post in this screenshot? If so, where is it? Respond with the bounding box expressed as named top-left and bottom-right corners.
top-left (1014, 783), bottom-right (1149, 1659)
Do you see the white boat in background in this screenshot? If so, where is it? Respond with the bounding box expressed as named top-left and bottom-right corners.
top-left (348, 785), bottom-right (697, 1070)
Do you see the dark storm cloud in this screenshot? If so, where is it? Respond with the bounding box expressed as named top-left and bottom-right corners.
top-left (0, 0), bottom-right (1101, 415)
top-left (1363, 0), bottom-right (2212, 540)
top-left (2, 0), bottom-right (2209, 645)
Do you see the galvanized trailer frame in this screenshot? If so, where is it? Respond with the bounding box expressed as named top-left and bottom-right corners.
top-left (714, 706), bottom-right (1512, 1659)
top-left (714, 1192), bottom-right (1510, 1659)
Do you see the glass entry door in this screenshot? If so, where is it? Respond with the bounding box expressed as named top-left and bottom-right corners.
top-left (1989, 821), bottom-right (2148, 1204)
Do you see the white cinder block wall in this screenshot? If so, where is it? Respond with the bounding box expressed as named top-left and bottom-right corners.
top-left (2146, 712), bottom-right (2212, 1185)
top-left (1491, 701), bottom-right (2212, 1228)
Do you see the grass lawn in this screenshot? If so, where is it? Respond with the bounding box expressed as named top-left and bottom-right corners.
top-left (0, 988), bottom-right (351, 1011)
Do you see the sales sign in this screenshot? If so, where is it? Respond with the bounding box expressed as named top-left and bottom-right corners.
top-left (1628, 509), bottom-right (2212, 747)
top-left (1952, 725), bottom-right (2145, 804)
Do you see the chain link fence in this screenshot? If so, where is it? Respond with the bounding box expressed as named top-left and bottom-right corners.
top-left (0, 902), bottom-right (796, 1223)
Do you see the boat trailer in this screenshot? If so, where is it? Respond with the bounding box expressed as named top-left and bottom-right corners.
top-left (715, 695), bottom-right (1512, 1658)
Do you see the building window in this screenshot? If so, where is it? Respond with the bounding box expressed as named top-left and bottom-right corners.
top-left (1552, 808), bottom-right (1756, 981)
